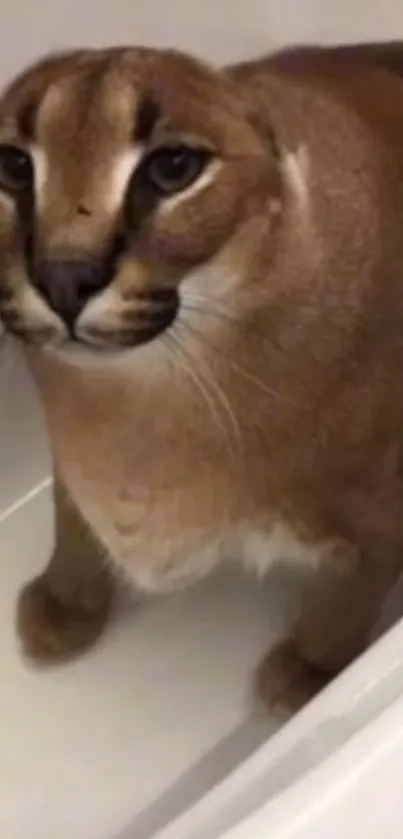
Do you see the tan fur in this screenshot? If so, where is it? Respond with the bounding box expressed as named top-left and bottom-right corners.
top-left (3, 42), bottom-right (403, 709)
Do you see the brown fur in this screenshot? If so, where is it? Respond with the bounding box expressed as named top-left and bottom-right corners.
top-left (3, 42), bottom-right (403, 710)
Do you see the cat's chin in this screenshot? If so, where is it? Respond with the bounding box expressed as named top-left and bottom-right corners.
top-left (43, 335), bottom-right (172, 376)
top-left (45, 339), bottom-right (135, 368)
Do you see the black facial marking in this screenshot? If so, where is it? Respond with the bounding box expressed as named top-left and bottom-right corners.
top-left (123, 157), bottom-right (160, 234)
top-left (18, 185), bottom-right (35, 269)
top-left (103, 231), bottom-right (126, 278)
top-left (0, 143), bottom-right (35, 271)
top-left (74, 55), bottom-right (114, 124)
top-left (0, 145), bottom-right (37, 272)
top-left (16, 100), bottom-right (37, 142)
top-left (2, 308), bottom-right (20, 325)
top-left (0, 285), bottom-right (13, 302)
top-left (133, 96), bottom-right (160, 143)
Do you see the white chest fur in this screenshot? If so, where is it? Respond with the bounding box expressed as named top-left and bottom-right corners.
top-left (120, 522), bottom-right (321, 593)
top-left (241, 523), bottom-right (321, 577)
top-left (81, 491), bottom-right (322, 593)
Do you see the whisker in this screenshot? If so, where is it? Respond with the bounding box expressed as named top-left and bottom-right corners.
top-left (174, 321), bottom-right (244, 460)
top-left (181, 293), bottom-right (240, 324)
top-left (164, 326), bottom-right (244, 469)
top-left (227, 358), bottom-right (279, 403)
top-left (179, 317), bottom-right (278, 404)
top-left (181, 302), bottom-right (238, 325)
top-left (162, 331), bottom-right (230, 442)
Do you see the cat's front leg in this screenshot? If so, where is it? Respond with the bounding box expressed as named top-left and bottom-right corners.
top-left (17, 477), bottom-right (114, 663)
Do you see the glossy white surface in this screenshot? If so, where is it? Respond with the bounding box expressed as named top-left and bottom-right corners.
top-left (151, 592), bottom-right (403, 839)
top-left (222, 630), bottom-right (403, 839)
top-left (0, 342), bottom-right (49, 516)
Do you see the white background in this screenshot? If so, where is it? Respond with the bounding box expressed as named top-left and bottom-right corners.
top-left (1, 0), bottom-right (403, 86)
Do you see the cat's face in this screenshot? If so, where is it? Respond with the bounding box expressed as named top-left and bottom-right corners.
top-left (0, 48), bottom-right (276, 355)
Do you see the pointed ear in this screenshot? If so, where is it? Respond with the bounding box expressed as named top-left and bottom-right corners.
top-left (220, 62), bottom-right (283, 205)
top-left (224, 64), bottom-right (280, 162)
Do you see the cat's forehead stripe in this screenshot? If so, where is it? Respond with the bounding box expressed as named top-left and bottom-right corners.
top-left (14, 53), bottom-right (121, 139)
top-left (16, 100), bottom-right (37, 142)
top-left (133, 95), bottom-right (160, 143)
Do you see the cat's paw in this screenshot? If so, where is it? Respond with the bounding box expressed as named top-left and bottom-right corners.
top-left (17, 575), bottom-right (110, 664)
top-left (256, 638), bottom-right (331, 713)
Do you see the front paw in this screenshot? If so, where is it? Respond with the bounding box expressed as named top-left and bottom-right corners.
top-left (17, 574), bottom-right (111, 664)
top-left (256, 638), bottom-right (331, 713)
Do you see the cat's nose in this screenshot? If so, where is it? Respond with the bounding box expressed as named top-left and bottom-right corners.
top-left (34, 258), bottom-right (106, 327)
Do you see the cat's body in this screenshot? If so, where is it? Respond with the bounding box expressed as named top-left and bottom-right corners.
top-left (3, 42), bottom-right (403, 708)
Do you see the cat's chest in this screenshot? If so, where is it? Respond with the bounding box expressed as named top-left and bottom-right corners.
top-left (68, 463), bottom-right (320, 591)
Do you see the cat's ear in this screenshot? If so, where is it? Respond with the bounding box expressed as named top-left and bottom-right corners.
top-left (223, 70), bottom-right (280, 170)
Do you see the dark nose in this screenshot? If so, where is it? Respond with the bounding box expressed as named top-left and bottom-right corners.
top-left (34, 259), bottom-right (107, 327)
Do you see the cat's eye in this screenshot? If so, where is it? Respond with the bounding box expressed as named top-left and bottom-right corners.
top-left (0, 144), bottom-right (33, 192)
top-left (146, 145), bottom-right (211, 195)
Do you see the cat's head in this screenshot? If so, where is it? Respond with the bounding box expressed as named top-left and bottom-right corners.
top-left (0, 47), bottom-right (279, 357)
